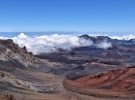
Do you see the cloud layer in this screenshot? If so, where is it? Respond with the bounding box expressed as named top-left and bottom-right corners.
top-left (110, 34), bottom-right (135, 40)
top-left (12, 33), bottom-right (94, 54)
top-left (0, 33), bottom-right (114, 54)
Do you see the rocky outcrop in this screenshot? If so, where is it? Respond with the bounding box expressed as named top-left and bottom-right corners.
top-left (0, 39), bottom-right (45, 67)
top-left (0, 94), bottom-right (16, 100)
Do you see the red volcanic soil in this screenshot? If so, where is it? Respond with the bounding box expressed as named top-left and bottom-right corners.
top-left (63, 67), bottom-right (135, 99)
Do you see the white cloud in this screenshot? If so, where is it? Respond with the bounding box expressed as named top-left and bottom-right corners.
top-left (10, 33), bottom-right (93, 54)
top-left (95, 40), bottom-right (112, 49)
top-left (110, 34), bottom-right (135, 40)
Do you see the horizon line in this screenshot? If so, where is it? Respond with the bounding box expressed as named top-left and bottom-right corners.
top-left (1, 31), bottom-right (135, 33)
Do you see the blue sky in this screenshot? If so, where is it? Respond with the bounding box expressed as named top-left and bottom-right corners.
top-left (0, 0), bottom-right (135, 32)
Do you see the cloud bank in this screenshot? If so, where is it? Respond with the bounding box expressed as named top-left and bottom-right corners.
top-left (12, 33), bottom-right (94, 54)
top-left (0, 33), bottom-right (114, 54)
top-left (110, 34), bottom-right (135, 40)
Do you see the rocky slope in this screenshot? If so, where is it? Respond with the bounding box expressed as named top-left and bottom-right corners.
top-left (0, 39), bottom-right (41, 67)
top-left (64, 67), bottom-right (135, 99)
top-left (0, 39), bottom-right (67, 100)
